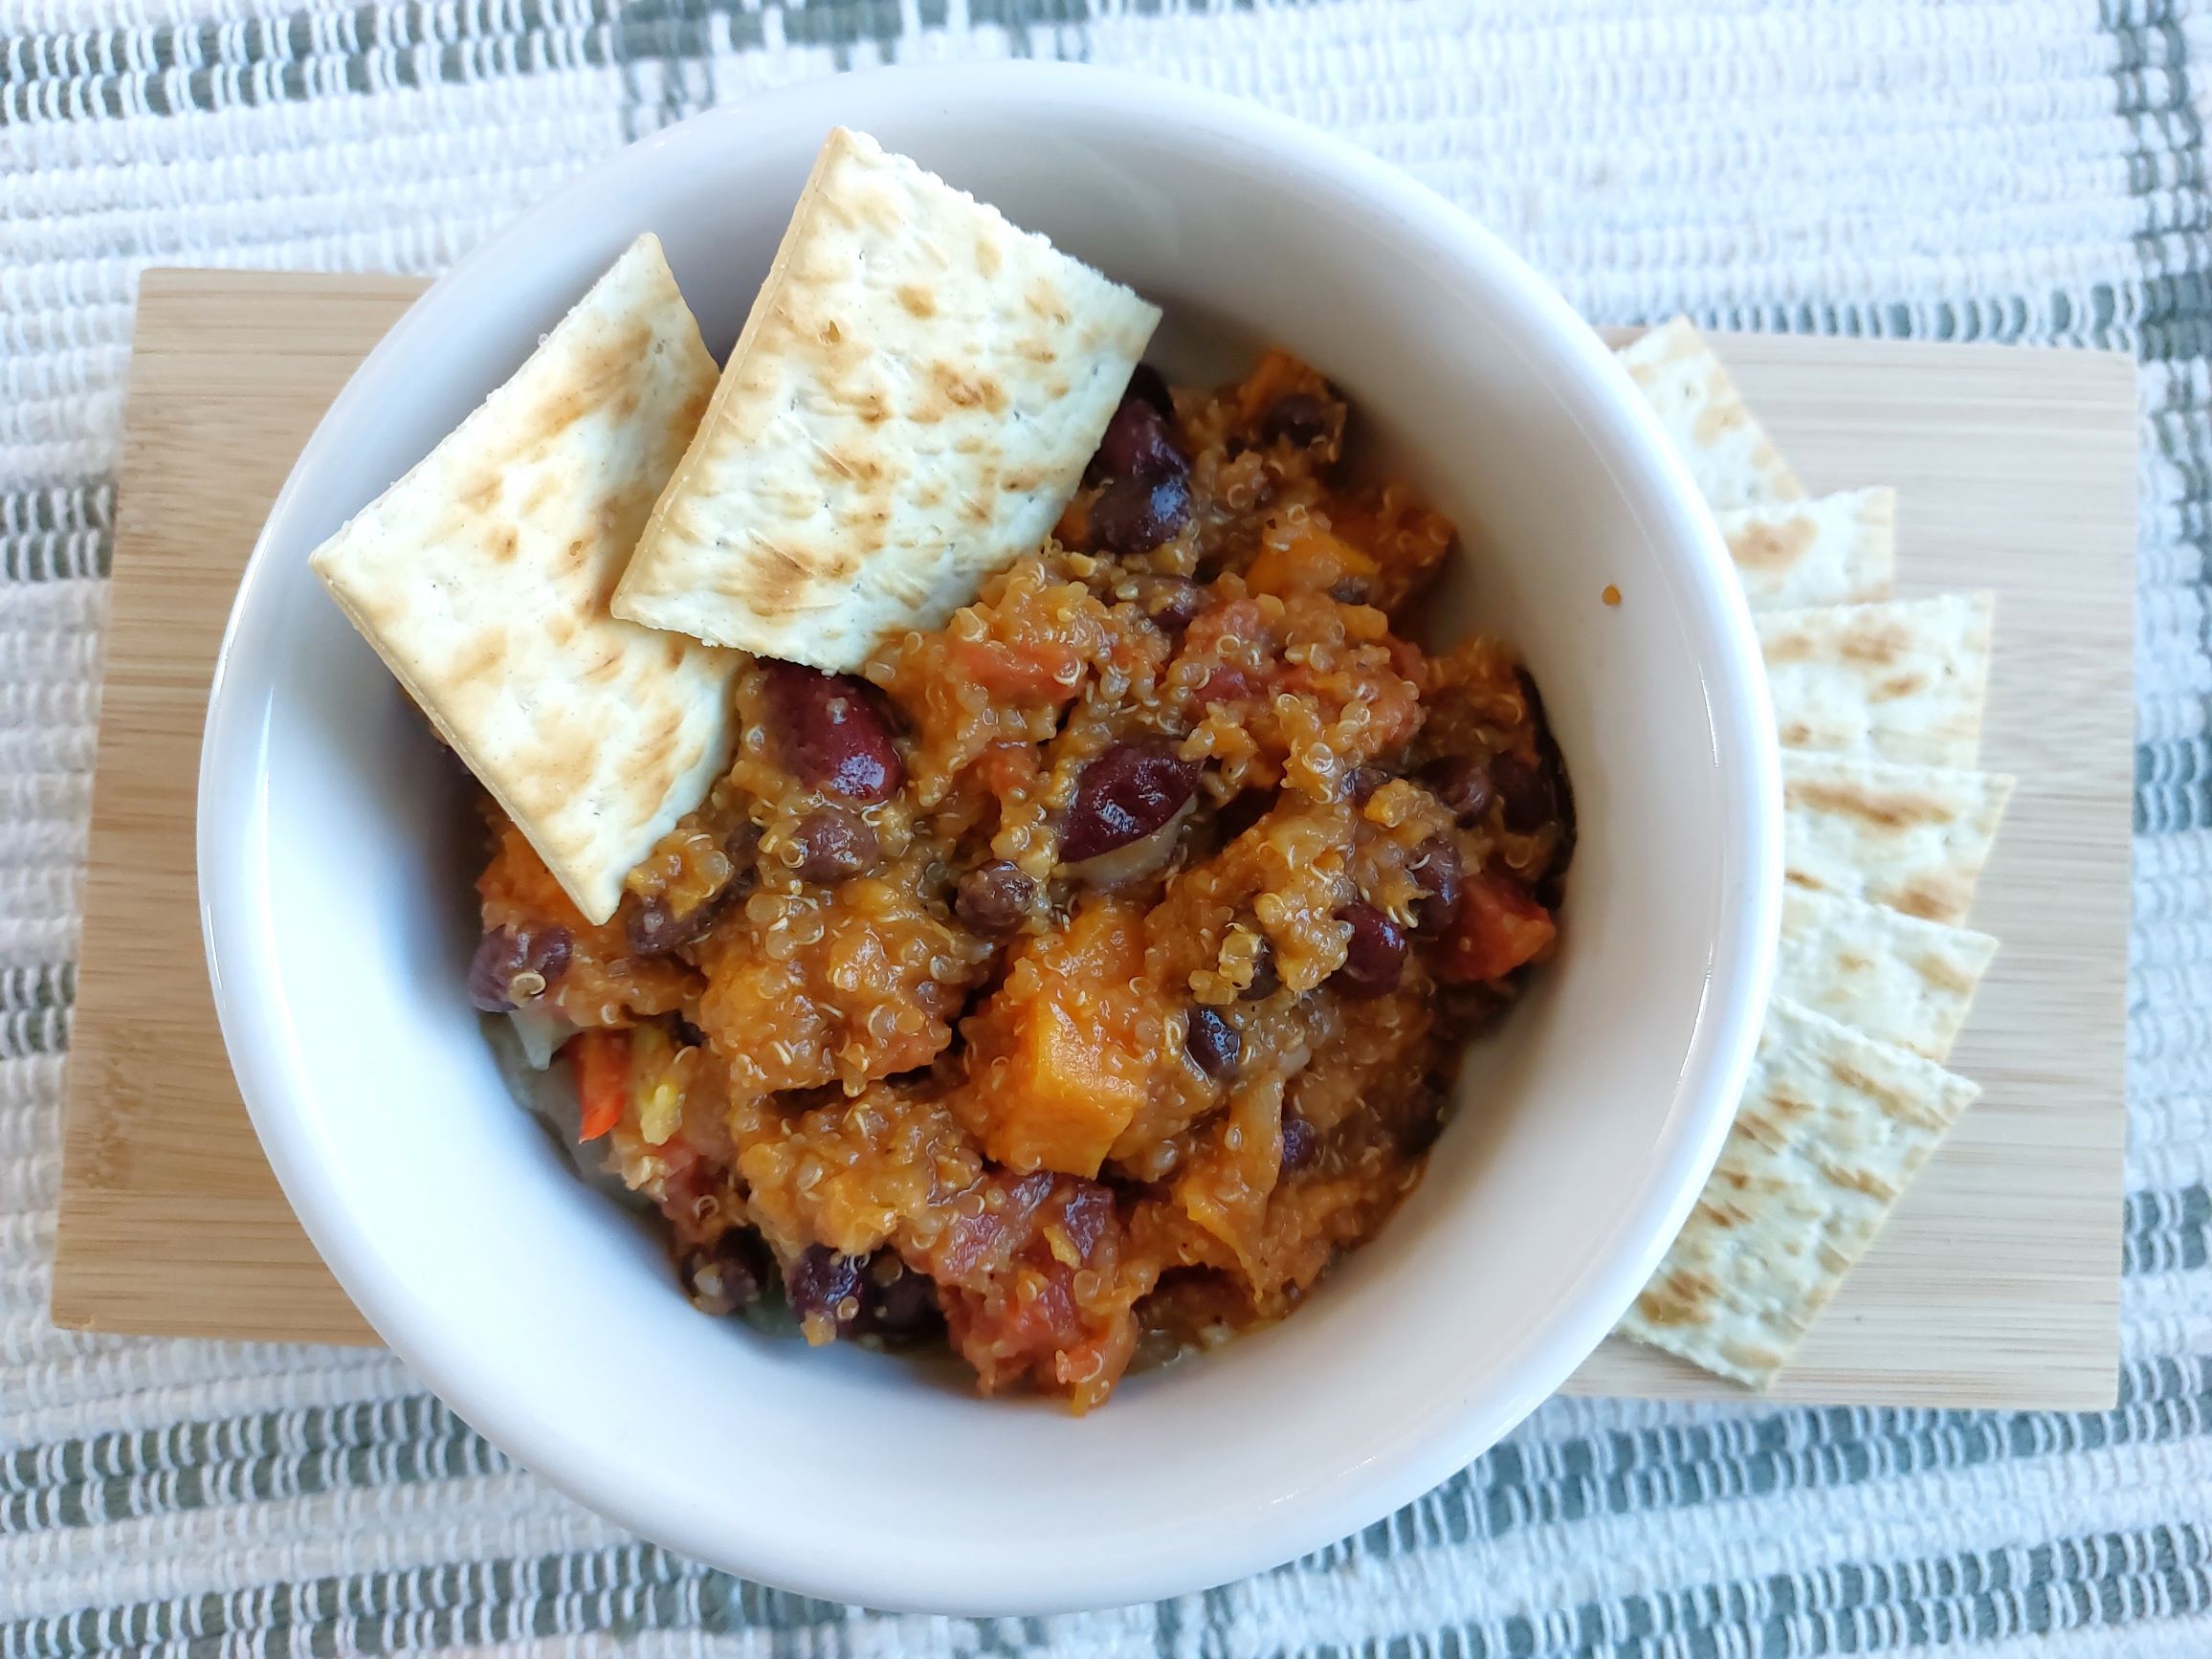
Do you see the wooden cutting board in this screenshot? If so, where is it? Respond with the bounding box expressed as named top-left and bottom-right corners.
top-left (49, 270), bottom-right (2135, 1407)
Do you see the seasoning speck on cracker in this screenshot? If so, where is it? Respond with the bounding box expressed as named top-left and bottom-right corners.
top-left (615, 126), bottom-right (1162, 673)
top-left (1718, 487), bottom-right (1896, 611)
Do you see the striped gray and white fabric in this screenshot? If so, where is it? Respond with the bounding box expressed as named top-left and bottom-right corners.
top-left (7, 2), bottom-right (2212, 1654)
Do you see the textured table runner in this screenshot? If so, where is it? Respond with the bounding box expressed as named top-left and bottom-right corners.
top-left (7, 3), bottom-right (2211, 1654)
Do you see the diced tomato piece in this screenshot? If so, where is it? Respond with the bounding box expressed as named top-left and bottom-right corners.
top-left (1438, 872), bottom-right (1557, 983)
top-left (1198, 665), bottom-right (1259, 707)
top-left (570, 1029), bottom-right (632, 1141)
top-left (950, 639), bottom-right (1080, 701)
top-left (973, 741), bottom-right (1042, 797)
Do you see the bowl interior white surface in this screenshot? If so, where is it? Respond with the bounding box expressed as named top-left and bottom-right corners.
top-left (200, 64), bottom-right (1776, 1616)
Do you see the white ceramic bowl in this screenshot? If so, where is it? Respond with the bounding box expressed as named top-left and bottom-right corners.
top-left (201, 62), bottom-right (1778, 1615)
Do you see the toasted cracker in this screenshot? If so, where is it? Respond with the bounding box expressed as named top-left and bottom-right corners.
top-left (1618, 995), bottom-right (1980, 1386)
top-left (1782, 752), bottom-right (2012, 926)
top-left (1760, 591), bottom-right (1995, 769)
top-left (311, 234), bottom-right (734, 924)
top-left (616, 127), bottom-right (1161, 672)
top-left (1775, 888), bottom-right (1998, 1063)
top-left (1616, 318), bottom-right (1805, 511)
top-left (1720, 487), bottom-right (1896, 611)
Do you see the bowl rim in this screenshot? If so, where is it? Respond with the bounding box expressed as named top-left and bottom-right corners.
top-left (198, 58), bottom-right (1780, 1614)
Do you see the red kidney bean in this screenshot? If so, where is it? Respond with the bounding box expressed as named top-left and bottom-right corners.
top-left (1096, 399), bottom-right (1188, 482)
top-left (1091, 474), bottom-right (1193, 555)
top-left (1061, 739), bottom-right (1201, 862)
top-left (762, 659), bottom-right (903, 803)
top-left (1333, 902), bottom-right (1406, 999)
top-left (787, 806), bottom-right (879, 884)
top-left (468, 924), bottom-right (570, 1012)
top-left (955, 859), bottom-right (1035, 934)
top-left (1184, 1006), bottom-right (1242, 1081)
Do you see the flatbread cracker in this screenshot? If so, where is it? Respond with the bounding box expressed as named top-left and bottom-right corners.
top-left (1775, 888), bottom-right (1998, 1062)
top-left (311, 234), bottom-right (734, 925)
top-left (616, 126), bottom-right (1161, 672)
top-left (1760, 591), bottom-right (1995, 768)
top-left (1619, 996), bottom-right (1980, 1386)
top-left (1720, 488), bottom-right (1896, 611)
top-left (1616, 318), bottom-right (1805, 510)
top-left (1782, 752), bottom-right (2012, 926)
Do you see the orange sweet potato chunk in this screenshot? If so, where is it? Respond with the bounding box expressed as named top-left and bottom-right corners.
top-left (957, 899), bottom-right (1164, 1177)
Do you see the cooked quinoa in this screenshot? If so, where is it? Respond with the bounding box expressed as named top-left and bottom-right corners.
top-left (469, 350), bottom-right (1573, 1411)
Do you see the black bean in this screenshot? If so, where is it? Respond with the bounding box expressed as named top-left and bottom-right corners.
top-left (671, 1014), bottom-right (710, 1049)
top-left (1345, 764), bottom-right (1389, 806)
top-left (762, 659), bottom-right (903, 803)
top-left (785, 1245), bottom-right (866, 1336)
top-left (1394, 1100), bottom-right (1447, 1159)
top-left (1279, 1114), bottom-right (1319, 1175)
top-left (1123, 363), bottom-right (1174, 417)
top-left (679, 1228), bottom-right (773, 1316)
top-left (852, 1253), bottom-right (944, 1345)
top-left (467, 924), bottom-right (571, 1012)
top-left (628, 874), bottom-right (747, 956)
top-left (1214, 787), bottom-right (1276, 844)
top-left (955, 859), bottom-right (1034, 934)
top-left (1242, 940), bottom-right (1281, 1002)
top-left (1334, 902), bottom-right (1406, 999)
top-left (1419, 755), bottom-right (1496, 825)
top-left (1091, 474), bottom-right (1193, 555)
top-left (1095, 398), bottom-right (1188, 482)
top-left (1142, 577), bottom-right (1205, 636)
top-left (1261, 392), bottom-right (1340, 451)
top-left (1490, 751), bottom-right (1556, 835)
top-left (1329, 578), bottom-right (1372, 606)
top-left (1405, 835), bottom-right (1465, 934)
top-left (788, 806), bottom-right (879, 884)
top-left (1061, 739), bottom-right (1201, 862)
top-left (1184, 1006), bottom-right (1242, 1081)
top-left (1518, 667), bottom-right (1577, 896)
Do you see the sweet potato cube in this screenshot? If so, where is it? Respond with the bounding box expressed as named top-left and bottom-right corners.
top-left (959, 899), bottom-right (1161, 1177)
top-left (1244, 529), bottom-right (1379, 599)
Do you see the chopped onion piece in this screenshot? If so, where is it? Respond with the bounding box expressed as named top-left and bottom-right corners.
top-left (1061, 798), bottom-right (1195, 889)
top-left (510, 1006), bottom-right (577, 1070)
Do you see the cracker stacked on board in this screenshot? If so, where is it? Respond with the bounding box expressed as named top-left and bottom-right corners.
top-left (1610, 319), bottom-right (2013, 1388)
